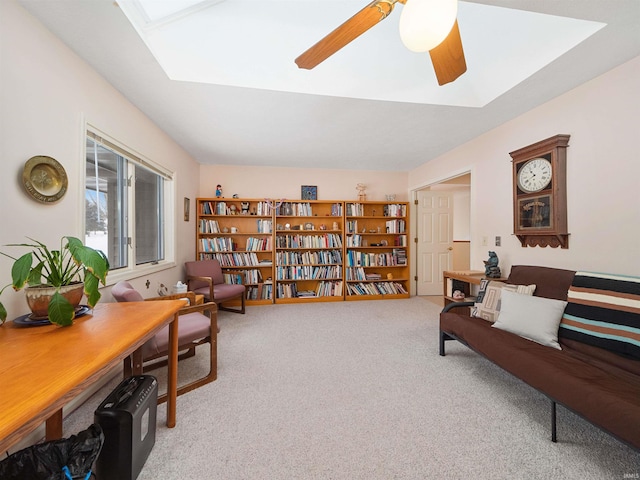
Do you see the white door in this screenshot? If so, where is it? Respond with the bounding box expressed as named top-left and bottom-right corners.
top-left (416, 190), bottom-right (453, 296)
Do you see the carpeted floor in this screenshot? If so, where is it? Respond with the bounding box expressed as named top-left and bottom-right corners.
top-left (65, 297), bottom-right (640, 479)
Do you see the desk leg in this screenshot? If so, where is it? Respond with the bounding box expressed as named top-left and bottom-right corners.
top-left (45, 409), bottom-right (63, 441)
top-left (166, 311), bottom-right (178, 428)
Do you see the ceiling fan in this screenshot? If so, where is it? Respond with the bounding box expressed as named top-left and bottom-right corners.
top-left (295, 0), bottom-right (467, 86)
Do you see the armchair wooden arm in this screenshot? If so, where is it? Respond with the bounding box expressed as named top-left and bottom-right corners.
top-left (187, 274), bottom-right (215, 301)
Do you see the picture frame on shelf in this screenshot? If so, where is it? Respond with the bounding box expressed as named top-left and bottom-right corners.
top-left (301, 185), bottom-right (317, 200)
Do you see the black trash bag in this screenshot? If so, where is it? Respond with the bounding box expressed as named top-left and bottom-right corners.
top-left (0, 423), bottom-right (104, 480)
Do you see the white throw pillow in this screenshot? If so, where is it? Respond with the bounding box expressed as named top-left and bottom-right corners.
top-left (492, 290), bottom-right (568, 350)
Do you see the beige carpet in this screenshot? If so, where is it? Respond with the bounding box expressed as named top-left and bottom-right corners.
top-left (65, 297), bottom-right (639, 479)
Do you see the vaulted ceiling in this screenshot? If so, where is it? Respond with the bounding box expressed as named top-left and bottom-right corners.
top-left (18, 0), bottom-right (640, 171)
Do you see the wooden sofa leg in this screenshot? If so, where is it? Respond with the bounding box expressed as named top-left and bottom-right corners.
top-left (551, 401), bottom-right (557, 442)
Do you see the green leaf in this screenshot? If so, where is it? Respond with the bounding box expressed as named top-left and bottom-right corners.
top-left (0, 303), bottom-right (7, 324)
top-left (83, 274), bottom-right (101, 308)
top-left (66, 237), bottom-right (108, 284)
top-left (27, 261), bottom-right (45, 286)
top-left (11, 253), bottom-right (33, 290)
top-left (47, 292), bottom-right (75, 326)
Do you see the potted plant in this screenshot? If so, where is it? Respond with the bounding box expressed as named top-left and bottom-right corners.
top-left (0, 236), bottom-right (109, 326)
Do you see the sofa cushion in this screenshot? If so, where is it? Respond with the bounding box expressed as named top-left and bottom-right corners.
top-left (507, 265), bottom-right (575, 300)
top-left (471, 280), bottom-right (536, 322)
top-left (560, 271), bottom-right (640, 359)
top-left (492, 290), bottom-right (567, 349)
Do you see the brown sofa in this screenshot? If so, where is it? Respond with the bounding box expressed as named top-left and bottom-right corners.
top-left (439, 265), bottom-right (640, 451)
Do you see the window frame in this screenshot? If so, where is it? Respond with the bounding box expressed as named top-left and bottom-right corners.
top-left (84, 124), bottom-right (176, 286)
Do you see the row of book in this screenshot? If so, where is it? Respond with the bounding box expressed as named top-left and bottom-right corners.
top-left (246, 283), bottom-right (273, 300)
top-left (256, 219), bottom-right (273, 233)
top-left (224, 270), bottom-right (265, 285)
top-left (275, 265), bottom-right (341, 281)
top-left (275, 249), bottom-right (343, 266)
top-left (200, 237), bottom-right (234, 252)
top-left (346, 267), bottom-right (383, 281)
top-left (200, 201), bottom-right (274, 216)
top-left (275, 233), bottom-right (343, 249)
top-left (385, 219), bottom-right (406, 234)
top-left (275, 202), bottom-right (313, 216)
top-left (383, 204), bottom-right (407, 217)
top-left (346, 282), bottom-right (408, 296)
top-left (344, 203), bottom-right (407, 217)
top-left (199, 219), bottom-right (221, 233)
top-left (246, 236), bottom-right (272, 252)
top-left (346, 250), bottom-right (407, 267)
top-left (315, 280), bottom-right (343, 297)
top-left (199, 252), bottom-right (261, 267)
top-left (276, 281), bottom-right (344, 298)
top-left (199, 218), bottom-right (272, 235)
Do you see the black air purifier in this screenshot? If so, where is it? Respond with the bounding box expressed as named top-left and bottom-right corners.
top-left (94, 375), bottom-right (158, 480)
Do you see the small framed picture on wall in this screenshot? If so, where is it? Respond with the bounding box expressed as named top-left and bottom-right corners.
top-left (301, 185), bottom-right (317, 200)
top-left (184, 197), bottom-right (190, 221)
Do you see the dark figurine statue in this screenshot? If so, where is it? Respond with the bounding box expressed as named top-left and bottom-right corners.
top-left (484, 251), bottom-right (501, 278)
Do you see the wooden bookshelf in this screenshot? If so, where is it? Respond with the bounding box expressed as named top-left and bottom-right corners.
top-left (197, 198), bottom-right (274, 305)
top-left (344, 202), bottom-right (410, 301)
top-left (273, 200), bottom-right (344, 303)
top-left (195, 198), bottom-right (410, 305)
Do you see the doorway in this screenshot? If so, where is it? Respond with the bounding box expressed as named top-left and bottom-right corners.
top-left (414, 173), bottom-right (471, 297)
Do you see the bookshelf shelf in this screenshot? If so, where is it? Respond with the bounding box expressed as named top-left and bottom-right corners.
top-left (196, 198), bottom-right (409, 305)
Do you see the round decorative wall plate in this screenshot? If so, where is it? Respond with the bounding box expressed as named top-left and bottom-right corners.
top-left (22, 155), bottom-right (68, 203)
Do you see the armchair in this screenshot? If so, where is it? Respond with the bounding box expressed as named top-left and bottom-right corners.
top-left (185, 259), bottom-right (246, 314)
top-left (111, 281), bottom-right (218, 403)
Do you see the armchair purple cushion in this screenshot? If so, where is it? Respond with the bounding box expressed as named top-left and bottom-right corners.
top-left (185, 260), bottom-right (246, 314)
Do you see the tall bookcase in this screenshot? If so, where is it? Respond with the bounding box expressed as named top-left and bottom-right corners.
top-left (344, 202), bottom-right (409, 300)
top-left (197, 198), bottom-right (274, 305)
top-left (195, 198), bottom-right (410, 305)
top-left (273, 201), bottom-right (344, 303)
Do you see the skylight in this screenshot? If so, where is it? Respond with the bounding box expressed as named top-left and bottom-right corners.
top-left (117, 0), bottom-right (605, 107)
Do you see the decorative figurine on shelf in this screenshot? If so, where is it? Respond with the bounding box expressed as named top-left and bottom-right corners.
top-left (233, 194), bottom-right (239, 198)
top-left (356, 183), bottom-right (367, 201)
top-left (229, 204), bottom-right (237, 215)
top-left (215, 185), bottom-right (223, 198)
top-left (452, 290), bottom-right (466, 300)
top-left (484, 251), bottom-right (501, 278)
top-left (241, 202), bottom-right (250, 215)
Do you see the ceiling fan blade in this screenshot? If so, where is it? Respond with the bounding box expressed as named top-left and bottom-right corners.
top-left (295, 0), bottom-right (399, 70)
top-left (429, 20), bottom-right (467, 86)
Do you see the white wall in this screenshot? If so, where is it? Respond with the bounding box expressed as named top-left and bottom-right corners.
top-left (199, 165), bottom-right (409, 202)
top-left (0, 0), bottom-right (201, 318)
top-left (409, 56), bottom-right (640, 277)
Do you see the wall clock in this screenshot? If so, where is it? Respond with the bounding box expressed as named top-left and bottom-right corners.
top-left (509, 134), bottom-right (570, 248)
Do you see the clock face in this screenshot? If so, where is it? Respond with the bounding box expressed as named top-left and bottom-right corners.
top-left (517, 157), bottom-right (552, 193)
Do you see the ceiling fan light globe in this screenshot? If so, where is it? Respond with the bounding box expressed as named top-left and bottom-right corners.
top-left (399, 0), bottom-right (458, 52)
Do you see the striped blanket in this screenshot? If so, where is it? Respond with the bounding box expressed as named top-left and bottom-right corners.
top-left (560, 271), bottom-right (640, 359)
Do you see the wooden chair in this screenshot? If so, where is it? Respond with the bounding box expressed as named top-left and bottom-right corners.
top-left (111, 280), bottom-right (218, 403)
top-left (185, 259), bottom-right (246, 314)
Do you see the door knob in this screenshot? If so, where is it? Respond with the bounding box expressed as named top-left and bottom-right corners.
top-left (447, 246), bottom-right (453, 251)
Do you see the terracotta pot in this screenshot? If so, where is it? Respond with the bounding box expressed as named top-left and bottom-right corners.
top-left (25, 283), bottom-right (84, 319)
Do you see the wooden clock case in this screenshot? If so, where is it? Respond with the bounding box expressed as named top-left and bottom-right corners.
top-left (509, 134), bottom-right (570, 249)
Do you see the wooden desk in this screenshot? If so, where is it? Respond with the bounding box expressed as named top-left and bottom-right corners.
top-left (0, 300), bottom-right (185, 453)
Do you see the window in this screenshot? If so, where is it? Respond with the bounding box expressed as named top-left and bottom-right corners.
top-left (85, 128), bottom-right (173, 274)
